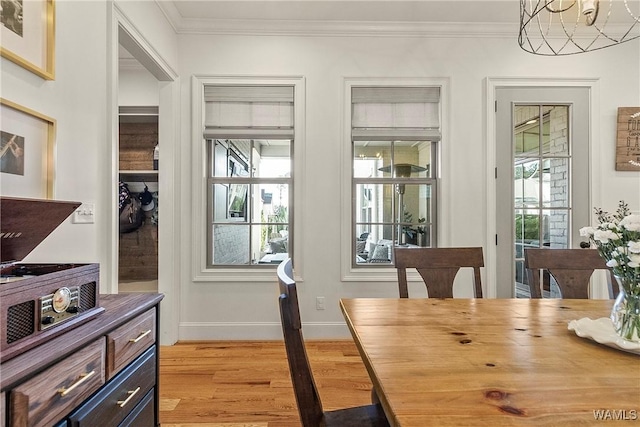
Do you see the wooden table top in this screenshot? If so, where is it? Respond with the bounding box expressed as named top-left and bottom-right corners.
top-left (340, 298), bottom-right (640, 426)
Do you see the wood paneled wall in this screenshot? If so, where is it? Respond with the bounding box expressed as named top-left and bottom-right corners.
top-left (119, 122), bottom-right (158, 282)
top-left (119, 122), bottom-right (157, 170)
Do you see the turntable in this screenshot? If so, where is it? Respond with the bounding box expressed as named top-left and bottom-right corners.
top-left (0, 197), bottom-right (103, 361)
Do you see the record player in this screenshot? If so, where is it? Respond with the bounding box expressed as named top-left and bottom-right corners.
top-left (0, 197), bottom-right (103, 362)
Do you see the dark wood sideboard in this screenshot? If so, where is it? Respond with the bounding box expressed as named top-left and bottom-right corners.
top-left (0, 293), bottom-right (164, 427)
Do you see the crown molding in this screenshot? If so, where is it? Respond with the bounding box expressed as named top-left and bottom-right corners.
top-left (154, 1), bottom-right (634, 39)
top-left (177, 19), bottom-right (518, 37)
top-left (155, 0), bottom-right (181, 33)
top-left (154, 1), bottom-right (517, 38)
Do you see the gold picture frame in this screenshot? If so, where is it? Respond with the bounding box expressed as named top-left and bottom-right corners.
top-left (1, 98), bottom-right (56, 199)
top-left (1, 0), bottom-right (55, 80)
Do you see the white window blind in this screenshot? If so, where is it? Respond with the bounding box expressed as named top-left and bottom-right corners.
top-left (204, 85), bottom-right (294, 139)
top-left (352, 86), bottom-right (441, 141)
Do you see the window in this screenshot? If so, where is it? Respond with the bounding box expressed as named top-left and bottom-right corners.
top-left (351, 86), bottom-right (440, 266)
top-left (204, 85), bottom-right (294, 267)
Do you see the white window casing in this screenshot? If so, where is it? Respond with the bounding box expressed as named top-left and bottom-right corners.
top-left (191, 75), bottom-right (305, 282)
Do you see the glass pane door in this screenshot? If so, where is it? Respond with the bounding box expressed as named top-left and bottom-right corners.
top-left (495, 87), bottom-right (590, 298)
top-left (514, 105), bottom-right (570, 298)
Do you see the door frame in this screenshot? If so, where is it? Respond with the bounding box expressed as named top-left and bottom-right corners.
top-left (107, 2), bottom-right (180, 345)
top-left (484, 77), bottom-right (602, 298)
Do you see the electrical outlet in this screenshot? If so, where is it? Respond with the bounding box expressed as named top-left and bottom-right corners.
top-left (316, 297), bottom-right (325, 310)
top-left (72, 203), bottom-right (95, 224)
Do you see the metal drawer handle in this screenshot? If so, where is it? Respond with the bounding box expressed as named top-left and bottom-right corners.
top-left (129, 329), bottom-right (151, 343)
top-left (58, 370), bottom-right (96, 397)
top-left (117, 386), bottom-right (141, 408)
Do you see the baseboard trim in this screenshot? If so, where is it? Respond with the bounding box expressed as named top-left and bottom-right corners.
top-left (178, 321), bottom-right (350, 340)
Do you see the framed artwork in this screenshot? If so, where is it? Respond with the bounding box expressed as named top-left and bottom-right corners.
top-left (0, 98), bottom-right (56, 199)
top-left (0, 0), bottom-right (55, 80)
top-left (615, 107), bottom-right (640, 171)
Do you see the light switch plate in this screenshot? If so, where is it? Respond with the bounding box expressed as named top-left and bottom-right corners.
top-left (72, 203), bottom-right (95, 224)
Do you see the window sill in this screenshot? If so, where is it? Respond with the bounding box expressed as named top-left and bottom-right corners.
top-left (193, 266), bottom-right (281, 283)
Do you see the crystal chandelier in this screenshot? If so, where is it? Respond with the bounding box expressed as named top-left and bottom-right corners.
top-left (519, 0), bottom-right (640, 55)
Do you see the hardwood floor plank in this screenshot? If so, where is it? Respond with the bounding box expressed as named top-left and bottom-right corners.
top-left (159, 340), bottom-right (374, 426)
top-left (160, 398), bottom-right (181, 411)
top-left (162, 424), bottom-right (269, 427)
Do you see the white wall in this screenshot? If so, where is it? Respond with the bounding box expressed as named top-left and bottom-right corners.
top-left (113, 0), bottom-right (179, 71)
top-left (1, 1), bottom-right (178, 334)
top-left (3, 1), bottom-right (638, 342)
top-left (119, 66), bottom-right (159, 106)
top-left (1, 0), bottom-right (109, 263)
top-left (1, 0), bottom-right (176, 266)
top-left (109, 1), bottom-right (180, 346)
top-left (176, 32), bottom-right (640, 340)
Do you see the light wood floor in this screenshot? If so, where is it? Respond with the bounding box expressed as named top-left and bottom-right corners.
top-left (159, 340), bottom-right (375, 427)
top-left (118, 280), bottom-right (158, 293)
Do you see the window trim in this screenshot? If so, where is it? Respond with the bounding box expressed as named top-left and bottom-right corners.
top-left (341, 77), bottom-right (450, 282)
top-left (191, 75), bottom-right (306, 282)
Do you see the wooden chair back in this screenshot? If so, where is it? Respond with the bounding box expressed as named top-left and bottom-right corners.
top-left (524, 248), bottom-right (616, 299)
top-left (277, 259), bottom-right (324, 426)
top-left (394, 247), bottom-right (484, 298)
top-left (277, 259), bottom-right (390, 427)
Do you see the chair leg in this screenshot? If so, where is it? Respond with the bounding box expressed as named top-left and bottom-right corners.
top-left (371, 387), bottom-right (381, 404)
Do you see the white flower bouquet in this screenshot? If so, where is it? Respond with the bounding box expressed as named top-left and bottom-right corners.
top-left (580, 201), bottom-right (640, 341)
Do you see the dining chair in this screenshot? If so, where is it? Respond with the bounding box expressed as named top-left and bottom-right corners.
top-left (524, 248), bottom-right (616, 299)
top-left (393, 247), bottom-right (484, 298)
top-left (277, 259), bottom-right (390, 427)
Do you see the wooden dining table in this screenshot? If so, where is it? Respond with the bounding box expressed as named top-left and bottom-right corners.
top-left (340, 298), bottom-right (640, 426)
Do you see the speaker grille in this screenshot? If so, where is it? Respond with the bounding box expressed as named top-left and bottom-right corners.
top-left (7, 301), bottom-right (35, 344)
top-left (79, 282), bottom-right (97, 312)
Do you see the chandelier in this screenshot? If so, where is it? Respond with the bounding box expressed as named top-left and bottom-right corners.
top-left (519, 0), bottom-right (640, 55)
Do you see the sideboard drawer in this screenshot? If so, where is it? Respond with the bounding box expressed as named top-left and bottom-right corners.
top-left (10, 338), bottom-right (105, 427)
top-left (119, 389), bottom-right (155, 427)
top-left (107, 308), bottom-right (156, 379)
top-left (67, 346), bottom-right (155, 427)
